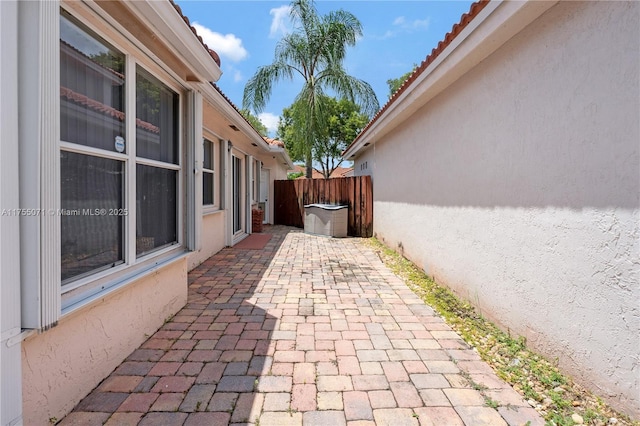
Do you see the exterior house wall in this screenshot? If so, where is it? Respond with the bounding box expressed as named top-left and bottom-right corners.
top-left (200, 97), bottom-right (292, 242)
top-left (354, 157), bottom-right (374, 178)
top-left (4, 0), bottom-right (223, 423)
top-left (1, 2), bottom-right (24, 425)
top-left (22, 258), bottom-right (187, 425)
top-left (356, 1), bottom-right (639, 416)
top-left (189, 211), bottom-right (226, 270)
top-left (2, 0), bottom-right (291, 422)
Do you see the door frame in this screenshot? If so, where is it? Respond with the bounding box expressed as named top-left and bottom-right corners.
top-left (230, 150), bottom-right (246, 245)
top-left (259, 168), bottom-right (270, 224)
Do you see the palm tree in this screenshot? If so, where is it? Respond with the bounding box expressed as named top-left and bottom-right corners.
top-left (243, 0), bottom-right (379, 178)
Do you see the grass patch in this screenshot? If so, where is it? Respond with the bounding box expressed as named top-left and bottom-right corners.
top-left (365, 237), bottom-right (637, 426)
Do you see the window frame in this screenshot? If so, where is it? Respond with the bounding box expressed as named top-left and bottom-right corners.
top-left (59, 10), bottom-right (128, 286)
top-left (231, 151), bottom-right (245, 237)
top-left (202, 137), bottom-right (220, 212)
top-left (58, 5), bottom-right (188, 312)
top-left (251, 159), bottom-right (258, 204)
top-left (134, 64), bottom-right (182, 259)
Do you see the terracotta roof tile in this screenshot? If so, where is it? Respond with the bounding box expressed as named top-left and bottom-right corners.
top-left (293, 165), bottom-right (353, 179)
top-left (343, 0), bottom-right (490, 155)
top-left (61, 40), bottom-right (126, 83)
top-left (160, 3), bottom-right (271, 144)
top-left (61, 86), bottom-right (160, 134)
top-left (169, 0), bottom-right (221, 67)
top-left (165, 2), bottom-right (280, 149)
top-left (209, 83), bottom-right (274, 142)
top-left (263, 137), bottom-right (285, 148)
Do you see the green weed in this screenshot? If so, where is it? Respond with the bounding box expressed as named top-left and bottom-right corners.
top-left (365, 238), bottom-right (638, 426)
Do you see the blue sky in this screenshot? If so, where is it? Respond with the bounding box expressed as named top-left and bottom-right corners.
top-left (175, 0), bottom-right (473, 136)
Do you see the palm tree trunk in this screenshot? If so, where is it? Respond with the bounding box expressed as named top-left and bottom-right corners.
top-left (306, 103), bottom-right (314, 179)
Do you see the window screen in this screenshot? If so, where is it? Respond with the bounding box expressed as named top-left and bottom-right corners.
top-left (61, 151), bottom-right (124, 282)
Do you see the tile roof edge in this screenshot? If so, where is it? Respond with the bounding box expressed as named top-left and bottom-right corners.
top-left (343, 0), bottom-right (490, 157)
top-left (169, 0), bottom-right (221, 67)
top-left (208, 83), bottom-right (280, 151)
top-left (263, 137), bottom-right (285, 148)
top-left (209, 83), bottom-right (264, 138)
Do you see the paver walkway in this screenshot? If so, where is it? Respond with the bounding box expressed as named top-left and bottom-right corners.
top-left (61, 226), bottom-right (544, 426)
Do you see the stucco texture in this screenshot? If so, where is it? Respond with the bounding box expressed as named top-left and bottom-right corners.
top-left (21, 259), bottom-right (188, 425)
top-left (189, 211), bottom-right (226, 270)
top-left (357, 1), bottom-right (639, 417)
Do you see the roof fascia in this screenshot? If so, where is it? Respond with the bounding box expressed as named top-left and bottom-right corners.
top-left (198, 82), bottom-right (274, 150)
top-left (197, 82), bottom-right (294, 171)
top-left (268, 145), bottom-right (295, 170)
top-left (123, 1), bottom-right (222, 83)
top-left (343, 0), bottom-right (558, 160)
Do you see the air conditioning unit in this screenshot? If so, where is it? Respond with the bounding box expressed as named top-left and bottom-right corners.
top-left (304, 204), bottom-right (348, 238)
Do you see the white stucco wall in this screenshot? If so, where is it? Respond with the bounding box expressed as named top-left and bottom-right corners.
top-left (22, 259), bottom-right (188, 425)
top-left (357, 1), bottom-right (639, 417)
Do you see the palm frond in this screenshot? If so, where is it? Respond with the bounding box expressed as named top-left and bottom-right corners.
top-left (276, 33), bottom-right (311, 79)
top-left (244, 0), bottom-right (377, 174)
top-left (317, 67), bottom-right (380, 117)
top-left (243, 62), bottom-right (295, 113)
top-left (290, 0), bottom-right (319, 43)
top-left (292, 83), bottom-right (326, 141)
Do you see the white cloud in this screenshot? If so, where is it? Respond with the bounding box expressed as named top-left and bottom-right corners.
top-left (376, 15), bottom-right (431, 39)
top-left (393, 15), bottom-right (430, 31)
top-left (258, 112), bottom-right (280, 133)
top-left (410, 18), bottom-right (430, 30)
top-left (380, 30), bottom-right (394, 40)
top-left (192, 22), bottom-right (248, 62)
top-left (221, 65), bottom-right (244, 84)
top-left (269, 5), bottom-right (292, 38)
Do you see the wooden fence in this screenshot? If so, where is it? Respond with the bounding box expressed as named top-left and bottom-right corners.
top-left (274, 176), bottom-right (373, 237)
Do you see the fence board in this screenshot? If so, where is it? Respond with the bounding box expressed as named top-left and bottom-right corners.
top-left (362, 175), bottom-right (373, 237)
top-left (274, 176), bottom-right (373, 237)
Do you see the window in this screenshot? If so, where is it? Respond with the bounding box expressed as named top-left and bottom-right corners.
top-left (60, 152), bottom-right (125, 282)
top-left (60, 12), bottom-right (126, 284)
top-left (232, 155), bottom-right (243, 233)
top-left (252, 160), bottom-right (259, 203)
top-left (203, 139), bottom-right (215, 206)
top-left (60, 13), bottom-right (125, 152)
top-left (60, 11), bottom-right (182, 285)
top-left (135, 67), bottom-right (179, 257)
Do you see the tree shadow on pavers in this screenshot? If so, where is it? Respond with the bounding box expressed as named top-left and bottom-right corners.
top-left (62, 226), bottom-right (296, 426)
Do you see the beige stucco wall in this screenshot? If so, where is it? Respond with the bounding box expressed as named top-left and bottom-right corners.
top-left (189, 211), bottom-right (226, 270)
top-left (22, 258), bottom-right (188, 425)
top-left (356, 1), bottom-right (639, 417)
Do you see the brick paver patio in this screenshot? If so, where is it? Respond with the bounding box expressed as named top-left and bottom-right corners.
top-left (61, 226), bottom-right (544, 426)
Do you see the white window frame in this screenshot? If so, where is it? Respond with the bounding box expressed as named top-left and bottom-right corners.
top-left (57, 5), bottom-right (189, 315)
top-left (230, 150), bottom-right (246, 241)
top-left (251, 158), bottom-right (260, 205)
top-left (133, 64), bottom-right (183, 260)
top-left (202, 137), bottom-right (220, 212)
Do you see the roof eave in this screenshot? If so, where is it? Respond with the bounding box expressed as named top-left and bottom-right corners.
top-left (199, 84), bottom-right (293, 170)
top-left (268, 145), bottom-right (295, 170)
top-left (198, 83), bottom-right (265, 142)
top-left (124, 1), bottom-right (222, 83)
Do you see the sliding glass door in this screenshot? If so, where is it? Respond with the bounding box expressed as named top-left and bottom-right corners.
top-left (232, 155), bottom-right (243, 234)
